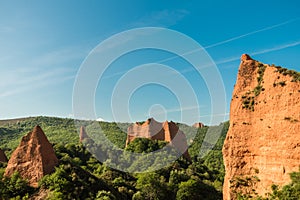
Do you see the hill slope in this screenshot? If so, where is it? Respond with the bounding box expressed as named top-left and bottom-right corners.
top-left (0, 116), bottom-right (228, 199)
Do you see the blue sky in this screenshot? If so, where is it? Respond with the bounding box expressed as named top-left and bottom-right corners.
top-left (0, 0), bottom-right (300, 125)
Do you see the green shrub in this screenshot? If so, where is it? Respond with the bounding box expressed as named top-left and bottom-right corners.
top-left (0, 172), bottom-right (34, 199)
top-left (268, 168), bottom-right (300, 199)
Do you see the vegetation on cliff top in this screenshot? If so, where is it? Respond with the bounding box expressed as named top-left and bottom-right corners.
top-left (242, 62), bottom-right (266, 111)
top-left (274, 65), bottom-right (300, 82)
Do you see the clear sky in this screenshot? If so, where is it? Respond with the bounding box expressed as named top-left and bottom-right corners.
top-left (1, 0), bottom-right (300, 125)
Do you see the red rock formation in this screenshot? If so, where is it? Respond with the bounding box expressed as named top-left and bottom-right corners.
top-left (79, 126), bottom-right (89, 142)
top-left (126, 118), bottom-right (191, 160)
top-left (222, 54), bottom-right (300, 199)
top-left (192, 122), bottom-right (204, 128)
top-left (4, 125), bottom-right (58, 187)
top-left (0, 148), bottom-right (8, 163)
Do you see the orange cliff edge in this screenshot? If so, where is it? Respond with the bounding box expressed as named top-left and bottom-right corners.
top-left (222, 54), bottom-right (300, 199)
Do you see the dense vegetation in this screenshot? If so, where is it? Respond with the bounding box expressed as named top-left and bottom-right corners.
top-left (0, 116), bottom-right (299, 199)
top-left (0, 117), bottom-right (227, 199)
top-left (230, 169), bottom-right (300, 200)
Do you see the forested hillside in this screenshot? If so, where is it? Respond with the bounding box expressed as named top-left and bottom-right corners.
top-left (1, 116), bottom-right (298, 199)
top-left (0, 116), bottom-right (227, 199)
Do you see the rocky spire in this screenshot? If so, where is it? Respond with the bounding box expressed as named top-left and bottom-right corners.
top-left (4, 125), bottom-right (58, 187)
top-left (79, 126), bottom-right (89, 142)
top-left (241, 53), bottom-right (253, 61)
top-left (222, 54), bottom-right (300, 199)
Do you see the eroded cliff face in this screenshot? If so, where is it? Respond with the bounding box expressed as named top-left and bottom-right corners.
top-left (126, 118), bottom-right (191, 160)
top-left (4, 125), bottom-right (58, 187)
top-left (223, 54), bottom-right (300, 199)
top-left (0, 148), bottom-right (8, 163)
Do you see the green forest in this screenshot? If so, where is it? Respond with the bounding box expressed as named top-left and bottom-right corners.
top-left (0, 116), bottom-right (299, 200)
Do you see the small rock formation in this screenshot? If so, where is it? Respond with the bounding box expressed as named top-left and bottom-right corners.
top-left (0, 148), bottom-right (8, 163)
top-left (79, 126), bottom-right (89, 142)
top-left (192, 122), bottom-right (204, 128)
top-left (222, 54), bottom-right (300, 199)
top-left (126, 118), bottom-right (191, 160)
top-left (4, 125), bottom-right (58, 187)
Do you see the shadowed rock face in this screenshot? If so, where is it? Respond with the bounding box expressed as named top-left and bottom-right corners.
top-left (4, 125), bottom-right (58, 187)
top-left (126, 118), bottom-right (191, 160)
top-left (0, 148), bottom-right (8, 163)
top-left (222, 54), bottom-right (300, 199)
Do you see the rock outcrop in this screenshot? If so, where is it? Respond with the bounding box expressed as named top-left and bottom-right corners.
top-left (4, 125), bottom-right (58, 187)
top-left (79, 126), bottom-right (89, 142)
top-left (192, 122), bottom-right (204, 128)
top-left (223, 54), bottom-right (300, 199)
top-left (0, 148), bottom-right (8, 163)
top-left (126, 118), bottom-right (191, 160)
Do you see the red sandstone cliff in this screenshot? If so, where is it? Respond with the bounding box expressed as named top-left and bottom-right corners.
top-left (222, 54), bottom-right (300, 199)
top-left (0, 148), bottom-right (8, 163)
top-left (126, 118), bottom-right (191, 160)
top-left (4, 125), bottom-right (58, 187)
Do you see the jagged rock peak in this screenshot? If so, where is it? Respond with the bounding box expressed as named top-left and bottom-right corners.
top-left (222, 55), bottom-right (300, 199)
top-left (241, 53), bottom-right (253, 61)
top-left (4, 125), bottom-right (58, 187)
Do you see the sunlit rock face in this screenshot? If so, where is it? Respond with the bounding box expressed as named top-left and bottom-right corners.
top-left (5, 125), bottom-right (58, 187)
top-left (223, 54), bottom-right (300, 199)
top-left (126, 118), bottom-right (191, 160)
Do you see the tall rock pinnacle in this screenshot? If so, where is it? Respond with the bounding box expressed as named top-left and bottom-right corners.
top-left (79, 126), bottom-right (89, 142)
top-left (4, 125), bottom-right (58, 187)
top-left (222, 54), bottom-right (300, 199)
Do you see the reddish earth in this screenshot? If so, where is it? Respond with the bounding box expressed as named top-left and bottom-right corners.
top-left (192, 122), bottom-right (204, 128)
top-left (126, 118), bottom-right (191, 160)
top-left (223, 54), bottom-right (300, 199)
top-left (4, 125), bottom-right (58, 187)
top-left (79, 126), bottom-right (89, 142)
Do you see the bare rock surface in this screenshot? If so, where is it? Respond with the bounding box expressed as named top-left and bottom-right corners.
top-left (192, 122), bottom-right (204, 128)
top-left (79, 126), bottom-right (89, 142)
top-left (4, 125), bottom-right (58, 187)
top-left (127, 118), bottom-right (191, 160)
top-left (222, 54), bottom-right (300, 199)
